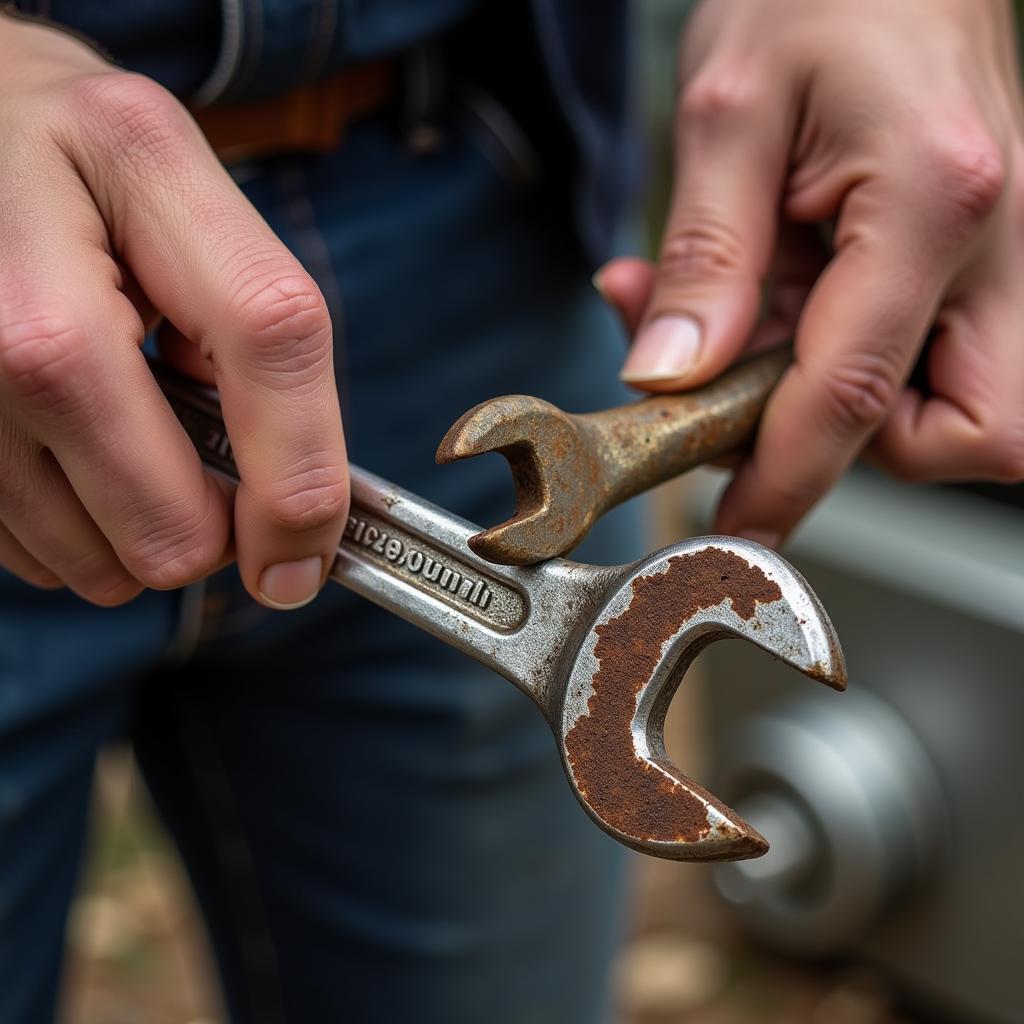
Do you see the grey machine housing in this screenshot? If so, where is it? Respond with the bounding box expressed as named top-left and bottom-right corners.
top-left (689, 466), bottom-right (1023, 1024)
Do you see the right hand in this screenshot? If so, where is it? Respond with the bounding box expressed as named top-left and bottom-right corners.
top-left (604, 0), bottom-right (1024, 549)
top-left (0, 14), bottom-right (349, 609)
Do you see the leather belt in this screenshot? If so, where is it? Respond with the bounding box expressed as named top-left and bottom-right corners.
top-left (190, 60), bottom-right (397, 163)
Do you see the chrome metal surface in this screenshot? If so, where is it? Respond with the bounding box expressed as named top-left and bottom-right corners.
top-left (712, 689), bottom-right (948, 954)
top-left (153, 360), bottom-right (845, 862)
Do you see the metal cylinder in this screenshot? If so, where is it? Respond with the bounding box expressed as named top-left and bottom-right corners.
top-left (712, 689), bottom-right (948, 955)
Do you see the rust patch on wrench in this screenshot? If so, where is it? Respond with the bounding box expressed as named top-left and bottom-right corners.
top-left (564, 547), bottom-right (782, 846)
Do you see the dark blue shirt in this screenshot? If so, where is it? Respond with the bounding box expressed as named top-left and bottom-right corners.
top-left (13, 1), bottom-right (635, 263)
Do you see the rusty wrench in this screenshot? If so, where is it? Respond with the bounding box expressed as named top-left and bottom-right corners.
top-left (437, 346), bottom-right (789, 565)
top-left (154, 360), bottom-right (844, 862)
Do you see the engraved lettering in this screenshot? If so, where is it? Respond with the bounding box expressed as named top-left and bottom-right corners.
top-left (439, 568), bottom-right (462, 594)
top-left (339, 510), bottom-right (523, 628)
top-left (345, 516), bottom-right (362, 543)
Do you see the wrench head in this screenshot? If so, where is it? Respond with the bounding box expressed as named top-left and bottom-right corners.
top-left (436, 394), bottom-right (599, 564)
top-left (558, 537), bottom-right (846, 861)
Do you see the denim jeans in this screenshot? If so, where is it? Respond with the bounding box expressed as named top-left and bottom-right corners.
top-left (0, 111), bottom-right (647, 1023)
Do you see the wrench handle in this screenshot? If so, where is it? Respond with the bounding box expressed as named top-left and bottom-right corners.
top-left (147, 356), bottom-right (521, 625)
top-left (149, 357), bottom-right (603, 705)
top-left (581, 346), bottom-right (790, 509)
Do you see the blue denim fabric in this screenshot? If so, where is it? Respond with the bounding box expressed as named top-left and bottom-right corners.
top-left (13, 0), bottom-right (636, 266)
top-left (19, 1), bottom-right (499, 101)
top-left (0, 109), bottom-right (647, 1022)
top-left (14, 0), bottom-right (220, 95)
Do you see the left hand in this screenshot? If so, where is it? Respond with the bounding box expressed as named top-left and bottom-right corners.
top-left (599, 0), bottom-right (1024, 547)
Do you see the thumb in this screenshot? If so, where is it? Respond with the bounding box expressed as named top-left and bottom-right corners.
top-left (621, 71), bottom-right (792, 391)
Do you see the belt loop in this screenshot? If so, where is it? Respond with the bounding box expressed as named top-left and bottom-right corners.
top-left (192, 0), bottom-right (248, 107)
top-left (400, 45), bottom-right (448, 156)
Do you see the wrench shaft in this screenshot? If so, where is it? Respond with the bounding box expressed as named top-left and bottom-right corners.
top-left (151, 359), bottom-right (611, 716)
top-left (585, 346), bottom-right (790, 510)
top-left (334, 469), bottom-right (614, 716)
top-left (437, 346), bottom-right (790, 565)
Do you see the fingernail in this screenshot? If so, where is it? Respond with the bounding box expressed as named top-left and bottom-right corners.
top-left (735, 528), bottom-right (781, 550)
top-left (591, 269), bottom-right (608, 297)
top-left (620, 315), bottom-right (702, 382)
top-left (258, 555), bottom-right (324, 610)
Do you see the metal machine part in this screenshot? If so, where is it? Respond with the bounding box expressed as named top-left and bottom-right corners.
top-left (436, 346), bottom-right (788, 565)
top-left (688, 466), bottom-right (1024, 1023)
top-left (712, 688), bottom-right (948, 955)
top-left (153, 361), bottom-right (846, 863)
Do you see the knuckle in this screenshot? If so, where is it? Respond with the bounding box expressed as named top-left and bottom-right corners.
top-left (80, 574), bottom-right (144, 608)
top-left (71, 72), bottom-right (188, 166)
top-left (262, 465), bottom-right (349, 535)
top-left (678, 67), bottom-right (761, 128)
top-left (49, 546), bottom-right (141, 606)
top-left (226, 266), bottom-right (333, 383)
top-left (926, 131), bottom-right (1005, 224)
top-left (818, 352), bottom-right (901, 436)
top-left (658, 212), bottom-right (746, 284)
top-left (0, 310), bottom-right (98, 419)
top-left (119, 499), bottom-right (221, 588)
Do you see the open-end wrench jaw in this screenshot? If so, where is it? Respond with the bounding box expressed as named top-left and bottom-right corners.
top-left (557, 537), bottom-right (846, 861)
top-left (438, 348), bottom-right (792, 566)
top-left (436, 394), bottom-right (599, 564)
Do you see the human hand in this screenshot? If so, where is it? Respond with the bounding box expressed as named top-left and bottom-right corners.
top-left (0, 15), bottom-right (348, 608)
top-left (600, 0), bottom-right (1024, 546)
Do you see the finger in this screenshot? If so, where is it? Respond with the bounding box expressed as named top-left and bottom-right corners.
top-left (0, 521), bottom-right (62, 590)
top-left (621, 62), bottom-right (794, 390)
top-left (716, 115), bottom-right (1010, 543)
top-left (67, 73), bottom-right (349, 608)
top-left (713, 182), bottom-right (972, 544)
top-left (600, 227), bottom-right (825, 365)
top-left (869, 297), bottom-right (1024, 482)
top-left (749, 224), bottom-right (830, 352)
top-left (594, 257), bottom-right (655, 336)
top-left (0, 415), bottom-right (143, 604)
top-left (0, 160), bottom-right (233, 594)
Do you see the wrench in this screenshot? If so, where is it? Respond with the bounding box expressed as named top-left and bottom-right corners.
top-left (437, 346), bottom-right (789, 565)
top-left (153, 360), bottom-right (845, 862)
